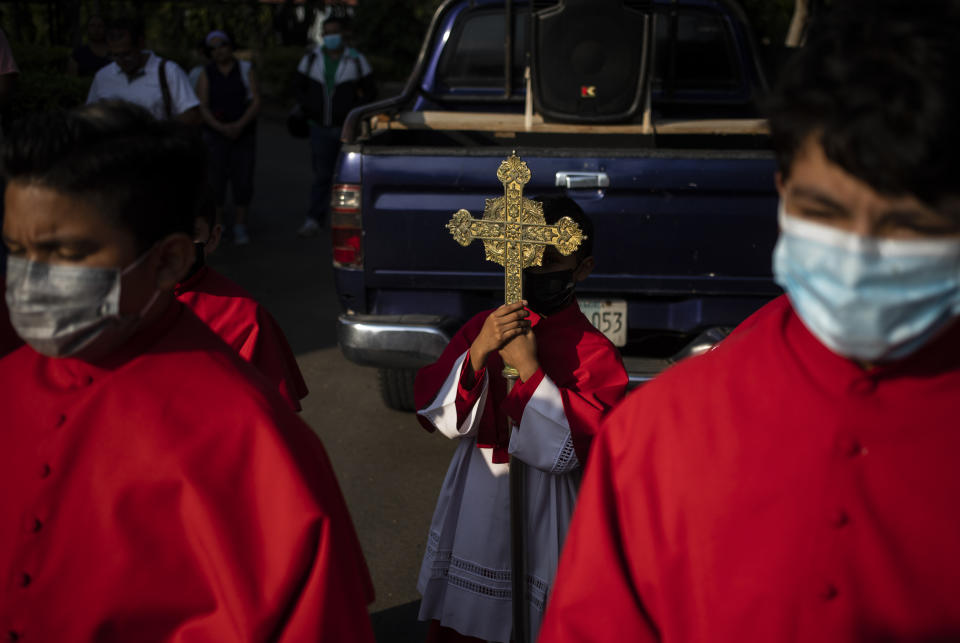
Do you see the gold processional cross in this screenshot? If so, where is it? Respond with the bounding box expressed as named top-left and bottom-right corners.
top-left (446, 152), bottom-right (585, 377)
top-left (445, 153), bottom-right (585, 643)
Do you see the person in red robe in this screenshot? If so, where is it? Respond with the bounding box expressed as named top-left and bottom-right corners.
top-left (175, 200), bottom-right (308, 411)
top-left (539, 5), bottom-right (960, 642)
top-left (414, 197), bottom-right (628, 642)
top-left (0, 101), bottom-right (374, 641)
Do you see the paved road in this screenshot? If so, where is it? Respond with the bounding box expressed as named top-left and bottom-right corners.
top-left (209, 112), bottom-right (456, 642)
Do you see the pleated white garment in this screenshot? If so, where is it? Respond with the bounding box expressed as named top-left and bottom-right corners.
top-left (416, 351), bottom-right (581, 643)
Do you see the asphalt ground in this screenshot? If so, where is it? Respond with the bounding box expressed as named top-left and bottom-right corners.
top-left (208, 111), bottom-right (457, 642)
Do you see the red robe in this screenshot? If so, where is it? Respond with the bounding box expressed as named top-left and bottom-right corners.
top-left (415, 303), bottom-right (628, 464)
top-left (540, 295), bottom-right (960, 642)
top-left (0, 300), bottom-right (374, 642)
top-left (175, 266), bottom-right (308, 411)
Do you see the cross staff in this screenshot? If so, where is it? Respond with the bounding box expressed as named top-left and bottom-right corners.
top-left (445, 152), bottom-right (585, 643)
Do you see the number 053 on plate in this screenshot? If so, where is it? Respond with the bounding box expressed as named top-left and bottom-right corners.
top-left (578, 299), bottom-right (627, 347)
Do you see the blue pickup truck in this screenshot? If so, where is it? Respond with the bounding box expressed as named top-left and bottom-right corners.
top-left (332, 0), bottom-right (781, 410)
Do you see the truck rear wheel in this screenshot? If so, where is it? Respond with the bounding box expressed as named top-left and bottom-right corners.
top-left (378, 368), bottom-right (416, 412)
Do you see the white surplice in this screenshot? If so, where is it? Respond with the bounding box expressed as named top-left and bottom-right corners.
top-left (416, 351), bottom-right (581, 643)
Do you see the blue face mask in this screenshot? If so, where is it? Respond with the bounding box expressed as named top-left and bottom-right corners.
top-left (322, 33), bottom-right (343, 51)
top-left (772, 203), bottom-right (960, 362)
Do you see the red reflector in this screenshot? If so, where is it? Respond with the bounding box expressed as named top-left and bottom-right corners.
top-left (332, 227), bottom-right (362, 267)
top-left (330, 183), bottom-right (362, 268)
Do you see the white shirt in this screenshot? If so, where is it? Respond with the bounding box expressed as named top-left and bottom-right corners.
top-left (87, 51), bottom-right (199, 120)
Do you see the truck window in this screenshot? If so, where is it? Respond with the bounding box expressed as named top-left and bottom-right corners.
top-left (433, 5), bottom-right (746, 100)
top-left (436, 8), bottom-right (529, 90)
top-left (654, 8), bottom-right (742, 93)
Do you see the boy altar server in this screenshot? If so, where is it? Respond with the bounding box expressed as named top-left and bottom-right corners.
top-left (414, 197), bottom-right (628, 642)
top-left (540, 3), bottom-right (960, 642)
top-left (0, 102), bottom-right (374, 641)
top-left (176, 199), bottom-right (309, 411)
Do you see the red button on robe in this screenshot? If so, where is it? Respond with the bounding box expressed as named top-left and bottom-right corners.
top-left (540, 295), bottom-right (960, 643)
top-left (176, 265), bottom-right (308, 411)
top-left (0, 301), bottom-right (374, 642)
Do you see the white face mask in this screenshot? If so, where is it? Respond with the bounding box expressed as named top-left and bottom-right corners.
top-left (772, 202), bottom-right (960, 361)
top-left (5, 250), bottom-right (162, 358)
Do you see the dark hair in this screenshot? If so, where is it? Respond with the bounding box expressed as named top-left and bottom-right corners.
top-left (537, 195), bottom-right (593, 259)
top-left (3, 101), bottom-right (206, 253)
top-left (105, 15), bottom-right (144, 43)
top-left (764, 1), bottom-right (960, 209)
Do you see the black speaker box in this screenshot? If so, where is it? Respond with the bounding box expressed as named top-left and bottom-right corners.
top-left (531, 0), bottom-right (652, 123)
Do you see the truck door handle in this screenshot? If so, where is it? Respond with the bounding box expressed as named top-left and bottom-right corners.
top-left (555, 171), bottom-right (610, 189)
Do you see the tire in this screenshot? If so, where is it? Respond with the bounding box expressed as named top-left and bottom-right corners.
top-left (378, 368), bottom-right (417, 412)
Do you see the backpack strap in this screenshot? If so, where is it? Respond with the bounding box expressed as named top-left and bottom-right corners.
top-left (158, 58), bottom-right (173, 120)
top-left (305, 50), bottom-right (318, 79)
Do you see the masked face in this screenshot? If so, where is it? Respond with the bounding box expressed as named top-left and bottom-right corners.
top-left (2, 181), bottom-right (193, 360)
top-left (322, 22), bottom-right (344, 51)
top-left (776, 137), bottom-right (960, 361)
top-left (523, 246), bottom-right (593, 316)
top-left (525, 268), bottom-right (576, 316)
top-left (6, 251), bottom-right (162, 357)
top-left (773, 203), bottom-right (960, 361)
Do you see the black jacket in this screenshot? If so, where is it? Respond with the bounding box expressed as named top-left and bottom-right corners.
top-left (294, 47), bottom-right (376, 128)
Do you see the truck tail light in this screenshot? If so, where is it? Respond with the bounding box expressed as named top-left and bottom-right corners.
top-left (331, 183), bottom-right (362, 268)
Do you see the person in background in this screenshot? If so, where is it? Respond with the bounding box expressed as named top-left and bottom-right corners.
top-left (294, 15), bottom-right (375, 238)
top-left (0, 100), bottom-right (374, 641)
top-left (86, 16), bottom-right (200, 124)
top-left (175, 192), bottom-right (308, 411)
top-left (69, 15), bottom-right (110, 77)
top-left (195, 30), bottom-right (260, 246)
top-left (539, 2), bottom-right (960, 641)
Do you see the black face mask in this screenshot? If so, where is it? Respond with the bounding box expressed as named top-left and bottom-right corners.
top-left (524, 268), bottom-right (576, 316)
top-left (183, 241), bottom-right (207, 281)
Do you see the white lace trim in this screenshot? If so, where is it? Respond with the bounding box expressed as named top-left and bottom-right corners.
top-left (424, 531), bottom-right (549, 612)
top-left (550, 433), bottom-right (579, 475)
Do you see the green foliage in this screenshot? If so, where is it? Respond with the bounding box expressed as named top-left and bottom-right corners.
top-left (7, 71), bottom-right (91, 124)
top-left (351, 0), bottom-right (443, 83)
top-left (259, 45), bottom-right (309, 105)
top-left (5, 44), bottom-right (89, 123)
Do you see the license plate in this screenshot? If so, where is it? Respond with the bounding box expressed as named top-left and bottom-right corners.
top-left (579, 299), bottom-right (628, 347)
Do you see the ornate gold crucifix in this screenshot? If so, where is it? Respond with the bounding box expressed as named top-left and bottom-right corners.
top-left (446, 152), bottom-right (585, 376)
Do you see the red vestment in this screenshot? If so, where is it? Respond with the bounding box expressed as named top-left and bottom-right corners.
top-left (175, 266), bottom-right (308, 411)
top-left (415, 304), bottom-right (627, 464)
top-left (0, 301), bottom-right (374, 642)
top-left (540, 295), bottom-right (960, 642)
top-left (414, 302), bottom-right (628, 642)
